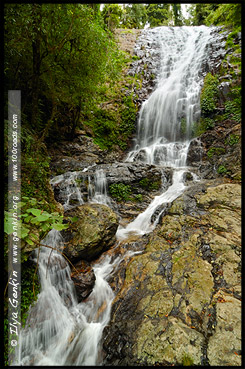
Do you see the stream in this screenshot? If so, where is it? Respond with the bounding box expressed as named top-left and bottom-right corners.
top-left (15, 25), bottom-right (218, 365)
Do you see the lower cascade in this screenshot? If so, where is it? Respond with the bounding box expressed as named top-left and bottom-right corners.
top-left (15, 25), bottom-right (230, 365)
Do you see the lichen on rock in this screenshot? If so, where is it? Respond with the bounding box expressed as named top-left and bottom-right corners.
top-left (62, 203), bottom-right (119, 262)
top-left (102, 181), bottom-right (241, 366)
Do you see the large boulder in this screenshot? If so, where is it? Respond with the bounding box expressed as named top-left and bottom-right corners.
top-left (102, 181), bottom-right (241, 366)
top-left (62, 203), bottom-right (119, 262)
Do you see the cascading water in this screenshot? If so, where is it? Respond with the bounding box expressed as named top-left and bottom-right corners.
top-left (50, 171), bottom-right (84, 210)
top-left (88, 169), bottom-right (111, 206)
top-left (118, 26), bottom-right (213, 240)
top-left (15, 26), bottom-right (216, 366)
top-left (127, 26), bottom-right (212, 166)
top-left (15, 229), bottom-right (132, 365)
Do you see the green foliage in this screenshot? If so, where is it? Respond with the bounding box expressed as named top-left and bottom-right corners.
top-left (188, 4), bottom-right (218, 26)
top-left (189, 3), bottom-right (241, 28)
top-left (4, 196), bottom-right (68, 254)
top-left (225, 134), bottom-right (240, 146)
top-left (4, 3), bottom-right (120, 141)
top-left (172, 4), bottom-right (183, 26)
top-left (146, 4), bottom-right (171, 27)
top-left (102, 4), bottom-right (123, 31)
top-left (121, 4), bottom-right (147, 29)
top-left (205, 4), bottom-right (241, 28)
top-left (133, 194), bottom-right (143, 202)
top-left (20, 128), bottom-right (56, 206)
top-left (226, 30), bottom-right (242, 51)
top-left (207, 147), bottom-right (226, 158)
top-left (192, 117), bottom-right (215, 137)
top-left (21, 262), bottom-right (40, 326)
top-left (200, 73), bottom-right (219, 115)
top-left (224, 100), bottom-right (241, 123)
top-left (217, 165), bottom-right (228, 175)
top-left (139, 178), bottom-right (161, 191)
top-left (84, 92), bottom-right (136, 151)
top-left (120, 95), bottom-right (137, 135)
top-left (182, 353), bottom-right (194, 366)
top-left (109, 183), bottom-right (132, 202)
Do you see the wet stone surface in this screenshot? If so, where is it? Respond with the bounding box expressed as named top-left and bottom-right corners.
top-left (102, 181), bottom-right (241, 366)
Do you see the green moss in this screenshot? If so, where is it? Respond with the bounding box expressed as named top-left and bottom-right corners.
top-left (83, 93), bottom-right (137, 151)
top-left (225, 134), bottom-right (240, 146)
top-left (139, 178), bottom-right (161, 191)
top-left (224, 100), bottom-right (241, 122)
top-left (133, 194), bottom-right (143, 202)
top-left (192, 117), bottom-right (215, 137)
top-left (200, 73), bottom-right (219, 115)
top-left (182, 353), bottom-right (195, 366)
top-left (207, 147), bottom-right (226, 158)
top-left (109, 183), bottom-right (132, 202)
top-left (21, 262), bottom-right (40, 326)
top-left (217, 165), bottom-right (228, 175)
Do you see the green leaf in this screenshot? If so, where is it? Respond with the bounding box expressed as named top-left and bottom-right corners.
top-left (52, 223), bottom-right (68, 231)
top-left (26, 238), bottom-right (34, 246)
top-left (26, 208), bottom-right (42, 216)
top-left (35, 214), bottom-right (51, 222)
top-left (40, 223), bottom-right (50, 231)
top-left (30, 233), bottom-right (39, 240)
top-left (22, 196), bottom-right (30, 200)
top-left (21, 227), bottom-right (30, 239)
top-left (4, 220), bottom-right (13, 235)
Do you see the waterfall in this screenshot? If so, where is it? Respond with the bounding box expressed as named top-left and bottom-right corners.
top-left (127, 26), bottom-right (212, 166)
top-left (15, 231), bottom-right (130, 365)
top-left (118, 26), bottom-right (213, 240)
top-left (15, 26), bottom-right (217, 366)
top-left (88, 169), bottom-right (111, 206)
top-left (50, 171), bottom-right (84, 210)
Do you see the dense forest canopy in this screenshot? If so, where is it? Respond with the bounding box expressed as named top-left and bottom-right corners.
top-left (4, 3), bottom-right (241, 142)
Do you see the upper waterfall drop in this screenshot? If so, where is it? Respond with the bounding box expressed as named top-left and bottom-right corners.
top-left (127, 26), bottom-right (213, 167)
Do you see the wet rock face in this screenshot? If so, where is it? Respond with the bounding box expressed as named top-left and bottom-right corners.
top-left (102, 181), bottom-right (241, 366)
top-left (125, 28), bottom-right (162, 109)
top-left (48, 134), bottom-right (111, 174)
top-left (51, 162), bottom-right (171, 224)
top-left (186, 120), bottom-right (241, 181)
top-left (199, 121), bottom-right (241, 180)
top-left (61, 203), bottom-right (119, 262)
top-left (70, 260), bottom-right (96, 302)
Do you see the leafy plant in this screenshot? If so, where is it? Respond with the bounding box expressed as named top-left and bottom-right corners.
top-left (109, 183), bottom-right (132, 202)
top-left (217, 165), bottom-right (228, 174)
top-left (207, 147), bottom-right (226, 158)
top-left (224, 100), bottom-right (241, 122)
top-left (4, 196), bottom-right (68, 250)
top-left (139, 178), bottom-right (161, 191)
top-left (200, 73), bottom-right (219, 115)
top-left (225, 134), bottom-right (240, 146)
top-left (133, 194), bottom-right (143, 202)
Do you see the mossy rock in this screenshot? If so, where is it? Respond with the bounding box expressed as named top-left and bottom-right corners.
top-left (62, 203), bottom-right (119, 262)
